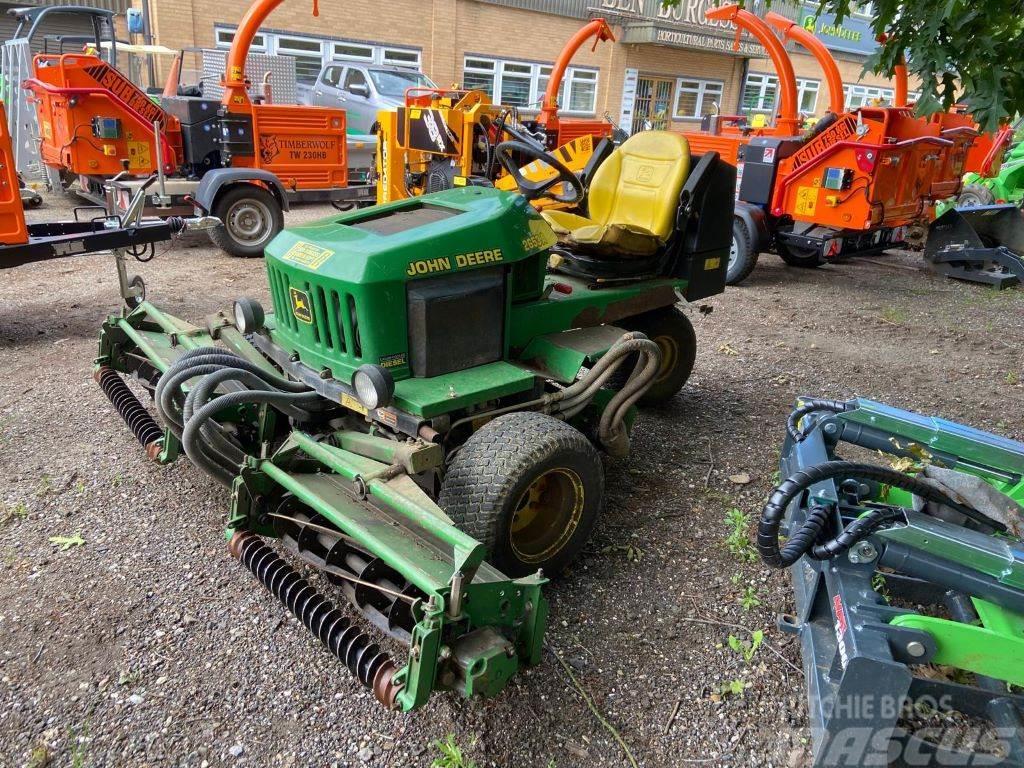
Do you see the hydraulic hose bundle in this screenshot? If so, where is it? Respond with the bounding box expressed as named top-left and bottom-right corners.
top-left (760, 401), bottom-right (1006, 568)
top-left (154, 347), bottom-right (321, 486)
top-left (443, 332), bottom-right (660, 458)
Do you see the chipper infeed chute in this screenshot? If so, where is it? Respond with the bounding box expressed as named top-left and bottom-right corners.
top-left (925, 204), bottom-right (1024, 288)
top-left (760, 397), bottom-right (1024, 766)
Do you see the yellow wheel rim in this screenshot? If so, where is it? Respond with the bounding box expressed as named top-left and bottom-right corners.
top-left (652, 334), bottom-right (679, 385)
top-left (509, 468), bottom-right (585, 564)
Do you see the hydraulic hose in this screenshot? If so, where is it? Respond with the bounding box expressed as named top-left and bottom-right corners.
top-left (758, 460), bottom-right (1003, 568)
top-left (154, 347), bottom-right (319, 486)
top-left (786, 398), bottom-right (851, 442)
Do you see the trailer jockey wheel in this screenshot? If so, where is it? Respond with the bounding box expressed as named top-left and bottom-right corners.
top-left (439, 411), bottom-right (603, 577)
top-left (776, 238), bottom-right (824, 268)
top-left (125, 275), bottom-right (146, 309)
top-left (614, 307), bottom-right (697, 405)
top-left (208, 185), bottom-right (284, 258)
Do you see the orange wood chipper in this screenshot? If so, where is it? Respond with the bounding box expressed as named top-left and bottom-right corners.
top-left (682, 4), bottom-right (997, 286)
top-left (21, 2), bottom-right (373, 257)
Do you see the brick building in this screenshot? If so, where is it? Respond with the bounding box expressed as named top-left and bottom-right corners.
top-left (136, 0), bottom-right (917, 132)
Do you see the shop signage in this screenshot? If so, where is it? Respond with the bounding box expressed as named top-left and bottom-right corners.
top-left (601, 0), bottom-right (800, 55)
top-left (798, 6), bottom-right (878, 55)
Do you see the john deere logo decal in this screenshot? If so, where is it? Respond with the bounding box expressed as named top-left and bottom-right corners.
top-left (289, 287), bottom-right (313, 324)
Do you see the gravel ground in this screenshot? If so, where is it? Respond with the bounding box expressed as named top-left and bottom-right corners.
top-left (1, 191), bottom-right (1022, 768)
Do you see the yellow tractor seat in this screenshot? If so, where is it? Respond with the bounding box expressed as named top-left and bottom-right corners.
top-left (541, 131), bottom-right (691, 258)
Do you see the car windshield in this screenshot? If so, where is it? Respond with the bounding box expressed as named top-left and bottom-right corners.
top-left (368, 69), bottom-right (435, 98)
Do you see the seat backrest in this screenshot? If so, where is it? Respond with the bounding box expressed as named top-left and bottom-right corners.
top-left (586, 131), bottom-right (690, 240)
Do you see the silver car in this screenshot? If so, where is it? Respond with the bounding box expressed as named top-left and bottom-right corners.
top-left (309, 63), bottom-right (437, 135)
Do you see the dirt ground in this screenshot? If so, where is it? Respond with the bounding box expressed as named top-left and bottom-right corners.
top-left (1, 191), bottom-right (1022, 768)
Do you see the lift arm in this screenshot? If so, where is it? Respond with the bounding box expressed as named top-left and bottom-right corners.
top-left (766, 12), bottom-right (843, 115)
top-left (707, 4), bottom-right (800, 134)
top-left (536, 18), bottom-right (615, 131)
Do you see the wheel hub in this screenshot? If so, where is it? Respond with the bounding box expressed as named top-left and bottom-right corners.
top-left (227, 199), bottom-right (272, 245)
top-left (509, 468), bottom-right (584, 564)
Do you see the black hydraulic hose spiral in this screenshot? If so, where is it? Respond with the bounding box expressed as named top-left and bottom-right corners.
top-left (230, 532), bottom-right (403, 709)
top-left (786, 398), bottom-right (852, 442)
top-left (95, 366), bottom-right (164, 460)
top-left (758, 460), bottom-right (1003, 568)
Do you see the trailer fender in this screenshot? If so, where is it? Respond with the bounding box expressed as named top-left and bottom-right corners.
top-left (194, 169), bottom-right (290, 214)
top-left (734, 201), bottom-right (769, 252)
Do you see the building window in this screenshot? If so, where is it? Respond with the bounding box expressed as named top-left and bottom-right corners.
top-left (742, 72), bottom-right (777, 114)
top-left (798, 79), bottom-right (820, 114)
top-left (461, 55), bottom-right (598, 115)
top-left (844, 83), bottom-right (895, 109)
top-left (673, 78), bottom-right (724, 119)
top-left (744, 73), bottom-right (822, 116)
top-left (275, 36), bottom-right (323, 85)
top-left (382, 48), bottom-right (420, 69)
top-left (332, 42), bottom-right (373, 62)
top-left (463, 58), bottom-right (496, 97)
top-left (214, 28), bottom-right (265, 49)
top-left (214, 26), bottom-right (423, 82)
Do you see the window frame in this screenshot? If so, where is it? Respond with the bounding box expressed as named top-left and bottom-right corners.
top-left (460, 55), bottom-right (598, 116)
top-left (843, 83), bottom-right (895, 109)
top-left (797, 78), bottom-right (820, 115)
top-left (212, 25), bottom-right (423, 81)
top-left (214, 28), bottom-right (266, 50)
top-left (743, 72), bottom-right (822, 116)
top-left (672, 77), bottom-right (725, 120)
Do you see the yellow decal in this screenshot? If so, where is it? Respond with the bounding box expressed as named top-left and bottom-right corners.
top-left (340, 392), bottom-right (368, 415)
top-left (795, 185), bottom-right (818, 217)
top-left (41, 121), bottom-right (52, 141)
top-left (282, 241), bottom-right (335, 270)
top-left (453, 176), bottom-right (467, 186)
top-left (704, 257), bottom-right (721, 270)
top-left (405, 248), bottom-right (503, 277)
top-left (126, 140), bottom-right (151, 170)
top-left (522, 217), bottom-right (557, 252)
top-left (410, 108), bottom-right (421, 119)
top-left (288, 287), bottom-right (313, 324)
top-left (230, 65), bottom-right (243, 80)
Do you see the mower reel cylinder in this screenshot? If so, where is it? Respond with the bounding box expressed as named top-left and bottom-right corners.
top-left (229, 531), bottom-right (404, 709)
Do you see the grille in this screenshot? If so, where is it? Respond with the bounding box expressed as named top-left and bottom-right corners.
top-left (267, 264), bottom-right (362, 360)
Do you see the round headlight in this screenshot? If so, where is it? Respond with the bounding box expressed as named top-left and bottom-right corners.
top-left (352, 364), bottom-right (394, 411)
top-left (232, 297), bottom-right (265, 334)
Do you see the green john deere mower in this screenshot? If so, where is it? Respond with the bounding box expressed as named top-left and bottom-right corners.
top-left (94, 131), bottom-right (734, 710)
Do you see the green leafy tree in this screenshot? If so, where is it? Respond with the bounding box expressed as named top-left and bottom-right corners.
top-left (661, 0), bottom-right (1022, 131)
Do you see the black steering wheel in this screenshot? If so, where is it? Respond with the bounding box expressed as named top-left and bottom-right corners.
top-left (495, 140), bottom-right (583, 205)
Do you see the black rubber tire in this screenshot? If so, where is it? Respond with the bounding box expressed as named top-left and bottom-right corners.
top-left (957, 183), bottom-right (996, 208)
top-left (727, 217), bottom-right (758, 285)
top-left (617, 307), bottom-right (697, 405)
top-left (438, 412), bottom-right (603, 577)
top-left (208, 184), bottom-right (283, 258)
top-left (777, 237), bottom-right (824, 268)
